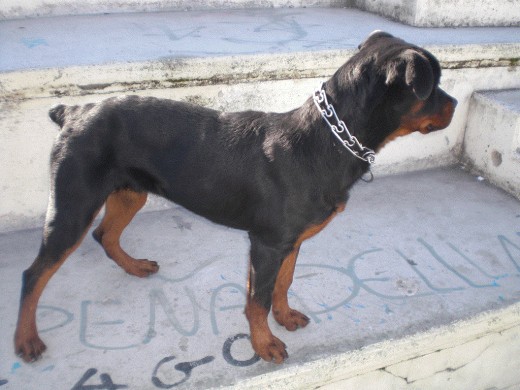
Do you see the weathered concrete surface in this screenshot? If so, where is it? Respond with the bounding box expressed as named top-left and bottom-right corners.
top-left (2, 0), bottom-right (519, 27)
top-left (2, 8), bottom-right (519, 72)
top-left (354, 0), bottom-right (520, 27)
top-left (0, 0), bottom-right (348, 20)
top-left (243, 304), bottom-right (520, 389)
top-left (1, 167), bottom-right (520, 389)
top-left (463, 89), bottom-right (520, 200)
top-left (1, 5), bottom-right (520, 390)
top-left (1, 8), bottom-right (519, 231)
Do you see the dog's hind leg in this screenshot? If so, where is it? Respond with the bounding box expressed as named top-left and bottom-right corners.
top-left (14, 188), bottom-right (103, 362)
top-left (93, 189), bottom-right (159, 277)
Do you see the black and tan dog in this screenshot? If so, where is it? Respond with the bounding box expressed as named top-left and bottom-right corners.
top-left (15, 31), bottom-right (456, 363)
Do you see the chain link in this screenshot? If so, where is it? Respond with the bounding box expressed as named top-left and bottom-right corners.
top-left (313, 82), bottom-right (375, 164)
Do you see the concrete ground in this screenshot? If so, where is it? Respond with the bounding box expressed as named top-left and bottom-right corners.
top-left (1, 7), bottom-right (520, 73)
top-left (2, 7), bottom-right (520, 234)
top-left (1, 5), bottom-right (520, 389)
top-left (2, 167), bottom-right (520, 389)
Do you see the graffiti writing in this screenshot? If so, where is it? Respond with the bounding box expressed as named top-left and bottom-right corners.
top-left (72, 334), bottom-right (257, 389)
top-left (71, 368), bottom-right (127, 390)
top-left (152, 355), bottom-right (215, 389)
top-left (7, 233), bottom-right (520, 389)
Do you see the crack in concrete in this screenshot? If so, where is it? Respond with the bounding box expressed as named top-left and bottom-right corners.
top-left (381, 340), bottom-right (494, 385)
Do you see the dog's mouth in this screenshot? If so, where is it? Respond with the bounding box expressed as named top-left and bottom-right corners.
top-left (417, 97), bottom-right (457, 135)
top-left (379, 96), bottom-right (457, 151)
top-left (418, 122), bottom-right (439, 134)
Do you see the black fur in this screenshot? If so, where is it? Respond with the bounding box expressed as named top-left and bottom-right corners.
top-left (15, 32), bottom-right (456, 363)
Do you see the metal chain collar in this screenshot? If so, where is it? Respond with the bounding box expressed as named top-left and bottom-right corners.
top-left (312, 82), bottom-right (375, 164)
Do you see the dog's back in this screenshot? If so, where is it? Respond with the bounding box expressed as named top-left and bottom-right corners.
top-left (16, 32), bottom-right (456, 364)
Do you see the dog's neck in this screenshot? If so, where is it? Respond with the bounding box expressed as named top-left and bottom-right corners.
top-left (312, 82), bottom-right (375, 164)
top-left (281, 90), bottom-right (371, 188)
top-left (320, 61), bottom-right (394, 153)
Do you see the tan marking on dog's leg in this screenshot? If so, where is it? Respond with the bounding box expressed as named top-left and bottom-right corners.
top-left (272, 202), bottom-right (346, 331)
top-left (245, 296), bottom-right (288, 364)
top-left (272, 246), bottom-right (310, 331)
top-left (15, 213), bottom-right (99, 362)
top-left (297, 202), bottom-right (346, 244)
top-left (93, 190), bottom-right (158, 277)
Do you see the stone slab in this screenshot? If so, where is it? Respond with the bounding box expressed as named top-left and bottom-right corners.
top-left (1, 167), bottom-right (520, 388)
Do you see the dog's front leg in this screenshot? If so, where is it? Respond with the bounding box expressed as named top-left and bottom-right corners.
top-left (272, 245), bottom-right (310, 331)
top-left (245, 235), bottom-right (288, 364)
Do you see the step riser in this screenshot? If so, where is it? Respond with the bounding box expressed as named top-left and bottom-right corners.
top-left (354, 0), bottom-right (520, 27)
top-left (2, 0), bottom-right (519, 27)
top-left (1, 0), bottom-right (347, 20)
top-left (463, 90), bottom-right (520, 200)
top-left (2, 61), bottom-right (520, 233)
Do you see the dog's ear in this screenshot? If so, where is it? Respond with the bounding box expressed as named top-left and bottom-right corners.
top-left (385, 49), bottom-right (434, 100)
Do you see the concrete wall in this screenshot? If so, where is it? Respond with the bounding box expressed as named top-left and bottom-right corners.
top-left (0, 0), bottom-right (348, 19)
top-left (353, 0), bottom-right (520, 26)
top-left (352, 0), bottom-right (417, 25)
top-left (231, 302), bottom-right (520, 389)
top-left (3, 0), bottom-right (519, 27)
top-left (1, 45), bottom-right (520, 232)
top-left (462, 90), bottom-right (520, 199)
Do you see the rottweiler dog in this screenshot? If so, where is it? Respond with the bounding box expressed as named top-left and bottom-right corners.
top-left (15, 31), bottom-right (456, 363)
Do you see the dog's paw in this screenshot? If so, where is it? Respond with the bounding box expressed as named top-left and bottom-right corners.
top-left (253, 334), bottom-right (288, 364)
top-left (126, 259), bottom-right (159, 277)
top-left (274, 308), bottom-right (310, 331)
top-left (15, 334), bottom-right (47, 363)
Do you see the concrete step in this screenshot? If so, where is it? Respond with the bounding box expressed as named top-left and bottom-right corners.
top-left (1, 167), bottom-right (520, 389)
top-left (1, 7), bottom-right (519, 232)
top-left (353, 0), bottom-right (520, 27)
top-left (463, 89), bottom-right (520, 199)
top-left (1, 6), bottom-right (520, 389)
top-left (2, 0), bottom-right (519, 27)
top-left (0, 0), bottom-right (345, 19)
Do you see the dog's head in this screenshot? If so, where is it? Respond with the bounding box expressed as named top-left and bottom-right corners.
top-left (332, 31), bottom-right (457, 150)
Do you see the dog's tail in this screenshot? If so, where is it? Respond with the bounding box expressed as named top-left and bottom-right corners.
top-left (48, 104), bottom-right (67, 128)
